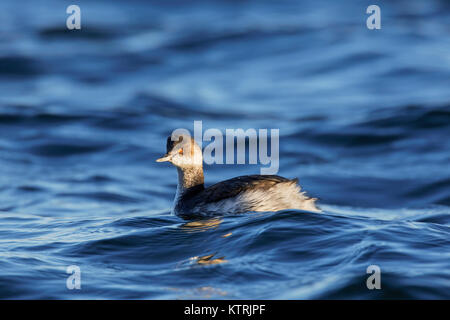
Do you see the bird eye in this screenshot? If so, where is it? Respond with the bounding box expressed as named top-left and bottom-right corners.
top-left (178, 148), bottom-right (183, 155)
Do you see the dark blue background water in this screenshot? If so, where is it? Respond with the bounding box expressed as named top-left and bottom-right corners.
top-left (0, 0), bottom-right (449, 299)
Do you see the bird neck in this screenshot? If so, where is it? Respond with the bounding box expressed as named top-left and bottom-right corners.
top-left (176, 165), bottom-right (204, 195)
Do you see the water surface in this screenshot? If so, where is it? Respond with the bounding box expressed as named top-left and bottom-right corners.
top-left (0, 0), bottom-right (449, 299)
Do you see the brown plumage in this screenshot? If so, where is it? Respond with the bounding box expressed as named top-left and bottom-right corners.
top-left (157, 134), bottom-right (320, 219)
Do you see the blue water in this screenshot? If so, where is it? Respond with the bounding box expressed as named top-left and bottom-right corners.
top-left (0, 0), bottom-right (449, 299)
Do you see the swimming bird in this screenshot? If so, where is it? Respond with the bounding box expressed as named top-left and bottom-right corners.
top-left (157, 134), bottom-right (320, 219)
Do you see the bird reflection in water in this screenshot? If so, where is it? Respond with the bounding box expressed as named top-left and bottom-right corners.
top-left (178, 217), bottom-right (230, 266)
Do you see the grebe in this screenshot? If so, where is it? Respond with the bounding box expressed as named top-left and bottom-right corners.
top-left (157, 134), bottom-right (320, 219)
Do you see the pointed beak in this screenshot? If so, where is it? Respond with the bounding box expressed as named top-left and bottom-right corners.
top-left (156, 154), bottom-right (172, 163)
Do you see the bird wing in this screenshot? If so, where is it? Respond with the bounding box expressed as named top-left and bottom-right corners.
top-left (196, 175), bottom-right (297, 203)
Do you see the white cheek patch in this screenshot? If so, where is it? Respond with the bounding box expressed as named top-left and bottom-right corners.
top-left (172, 143), bottom-right (203, 167)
